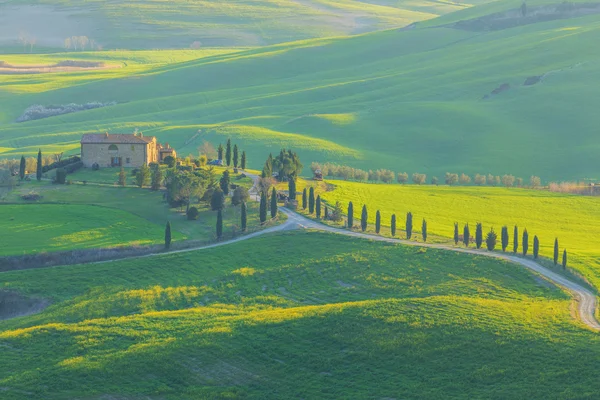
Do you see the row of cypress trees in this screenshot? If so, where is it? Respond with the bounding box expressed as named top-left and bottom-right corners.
top-left (217, 139), bottom-right (247, 169)
top-left (453, 222), bottom-right (568, 268)
top-left (16, 150), bottom-right (44, 181)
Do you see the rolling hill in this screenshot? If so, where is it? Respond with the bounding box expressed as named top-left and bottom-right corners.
top-left (2, 232), bottom-right (600, 398)
top-left (0, 0), bottom-right (479, 50)
top-left (1, 0), bottom-right (599, 181)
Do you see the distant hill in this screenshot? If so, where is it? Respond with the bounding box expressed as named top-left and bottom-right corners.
top-left (1, 0), bottom-right (599, 180)
top-left (0, 0), bottom-right (481, 50)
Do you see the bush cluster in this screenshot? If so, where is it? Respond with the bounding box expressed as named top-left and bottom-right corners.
top-left (17, 101), bottom-right (117, 123)
top-left (41, 156), bottom-right (81, 173)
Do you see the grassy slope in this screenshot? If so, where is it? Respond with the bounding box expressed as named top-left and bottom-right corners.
top-left (0, 170), bottom-right (262, 255)
top-left (1, 3), bottom-right (599, 180)
top-left (320, 180), bottom-right (600, 289)
top-left (0, 0), bottom-right (474, 49)
top-left (1, 231), bottom-right (600, 398)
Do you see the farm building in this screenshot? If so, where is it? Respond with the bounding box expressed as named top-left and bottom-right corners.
top-left (80, 132), bottom-right (176, 168)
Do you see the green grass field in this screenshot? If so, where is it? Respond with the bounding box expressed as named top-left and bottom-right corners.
top-left (2, 231), bottom-right (600, 398)
top-left (1, 0), bottom-right (599, 180)
top-left (320, 180), bottom-right (600, 289)
top-left (0, 172), bottom-right (270, 256)
top-left (0, 0), bottom-right (477, 50)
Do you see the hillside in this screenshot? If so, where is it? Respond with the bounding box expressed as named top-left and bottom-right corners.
top-left (2, 232), bottom-right (600, 398)
top-left (0, 0), bottom-right (477, 50)
top-left (1, 0), bottom-right (599, 181)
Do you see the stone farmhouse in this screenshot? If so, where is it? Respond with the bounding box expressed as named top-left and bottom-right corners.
top-left (80, 132), bottom-right (176, 168)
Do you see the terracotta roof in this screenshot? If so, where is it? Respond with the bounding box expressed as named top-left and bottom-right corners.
top-left (81, 133), bottom-right (156, 144)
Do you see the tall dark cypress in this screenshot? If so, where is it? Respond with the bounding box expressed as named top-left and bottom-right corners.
top-left (302, 188), bottom-right (307, 210)
top-left (308, 187), bottom-right (315, 214)
top-left (554, 238), bottom-right (559, 265)
top-left (225, 139), bottom-right (232, 166)
top-left (391, 214), bottom-right (397, 237)
top-left (513, 225), bottom-right (519, 253)
top-left (522, 229), bottom-right (529, 256)
top-left (241, 151), bottom-right (246, 169)
top-left (454, 222), bottom-right (459, 245)
top-left (218, 144), bottom-right (224, 161)
top-left (271, 187), bottom-right (278, 219)
top-left (316, 195), bottom-right (322, 219)
top-left (19, 156), bottom-right (26, 180)
top-left (463, 224), bottom-right (470, 247)
top-left (501, 226), bottom-right (509, 252)
top-left (406, 212), bottom-right (413, 239)
top-left (422, 219), bottom-right (428, 242)
top-left (533, 236), bottom-right (539, 259)
top-left (165, 221), bottom-right (172, 250)
top-left (260, 191), bottom-right (267, 224)
top-left (375, 210), bottom-right (381, 234)
top-left (562, 249), bottom-right (567, 269)
top-left (36, 149), bottom-right (42, 181)
top-left (241, 202), bottom-right (247, 232)
top-left (347, 202), bottom-right (354, 228)
top-left (233, 144), bottom-right (239, 168)
top-left (288, 178), bottom-right (297, 200)
top-left (324, 205), bottom-right (328, 220)
top-left (216, 209), bottom-right (223, 239)
top-left (475, 223), bottom-right (483, 249)
top-left (361, 205), bottom-right (368, 232)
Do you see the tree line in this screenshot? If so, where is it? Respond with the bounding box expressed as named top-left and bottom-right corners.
top-left (310, 162), bottom-right (543, 188)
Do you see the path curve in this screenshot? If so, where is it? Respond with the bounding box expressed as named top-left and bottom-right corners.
top-left (282, 208), bottom-right (600, 331)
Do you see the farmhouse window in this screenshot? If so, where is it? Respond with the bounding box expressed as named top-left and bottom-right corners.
top-left (126, 158), bottom-right (130, 164)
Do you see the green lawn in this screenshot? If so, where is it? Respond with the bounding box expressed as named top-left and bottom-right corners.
top-left (1, 176), bottom-right (276, 256)
top-left (1, 232), bottom-right (599, 398)
top-left (0, 203), bottom-right (171, 255)
top-left (320, 180), bottom-right (600, 289)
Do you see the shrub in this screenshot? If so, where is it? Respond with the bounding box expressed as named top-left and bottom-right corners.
top-left (397, 172), bottom-right (408, 184)
top-left (459, 173), bottom-right (471, 185)
top-left (412, 173), bottom-right (427, 185)
top-left (21, 191), bottom-right (42, 201)
top-left (163, 156), bottom-right (176, 168)
top-left (231, 186), bottom-right (249, 206)
top-left (54, 168), bottom-right (67, 184)
top-left (92, 163), bottom-right (100, 171)
top-left (445, 173), bottom-right (459, 185)
top-left (42, 156), bottom-right (81, 173)
top-left (187, 206), bottom-right (199, 220)
top-left (486, 229), bottom-right (497, 251)
top-left (474, 174), bottom-right (487, 185)
top-left (211, 188), bottom-right (225, 211)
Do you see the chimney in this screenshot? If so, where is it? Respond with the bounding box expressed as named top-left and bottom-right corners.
top-left (105, 132), bottom-right (109, 138)
top-left (165, 142), bottom-right (170, 149)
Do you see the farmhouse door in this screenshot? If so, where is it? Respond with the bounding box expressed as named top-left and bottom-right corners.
top-left (111, 157), bottom-right (122, 167)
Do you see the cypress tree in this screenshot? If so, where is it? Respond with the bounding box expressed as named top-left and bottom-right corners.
top-left (308, 187), bottom-right (315, 214)
top-left (241, 202), bottom-right (247, 232)
top-left (218, 144), bottom-right (224, 161)
top-left (260, 191), bottom-right (267, 224)
top-left (165, 221), bottom-right (172, 250)
top-left (19, 156), bottom-right (26, 180)
top-left (422, 219), bottom-right (427, 242)
top-left (316, 195), bottom-right (322, 219)
top-left (271, 187), bottom-right (278, 219)
top-left (220, 170), bottom-right (230, 194)
top-left (463, 224), bottom-right (470, 247)
top-left (375, 210), bottom-right (381, 234)
top-left (241, 151), bottom-right (247, 169)
top-left (554, 238), bottom-right (559, 265)
top-left (562, 249), bottom-right (567, 269)
top-left (454, 222), bottom-right (459, 245)
top-left (302, 188), bottom-right (307, 210)
top-left (501, 226), bottom-right (509, 252)
top-left (216, 209), bottom-right (223, 239)
top-left (233, 144), bottom-right (239, 168)
top-left (406, 212), bottom-right (413, 239)
top-left (391, 214), bottom-right (397, 237)
top-left (288, 178), bottom-right (297, 201)
top-left (225, 139), bottom-right (232, 166)
top-left (324, 205), bottom-right (328, 220)
top-left (361, 205), bottom-right (368, 232)
top-left (522, 229), bottom-right (529, 256)
top-left (513, 225), bottom-right (519, 253)
top-left (533, 236), bottom-right (540, 259)
top-left (36, 149), bottom-right (42, 181)
top-left (347, 201), bottom-right (354, 228)
top-left (475, 223), bottom-right (483, 249)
